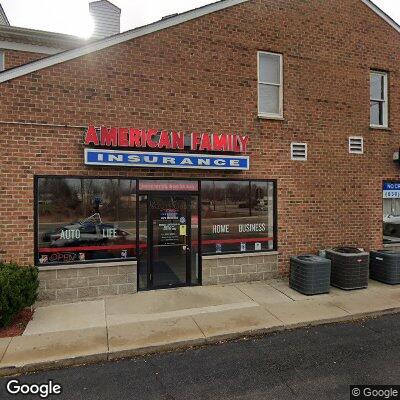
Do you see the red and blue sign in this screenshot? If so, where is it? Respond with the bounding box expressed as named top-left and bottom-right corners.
top-left (84, 149), bottom-right (250, 170)
top-left (84, 125), bottom-right (250, 170)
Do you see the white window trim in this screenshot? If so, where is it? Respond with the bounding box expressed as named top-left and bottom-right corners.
top-left (349, 136), bottom-right (364, 154)
top-left (257, 51), bottom-right (283, 119)
top-left (370, 71), bottom-right (388, 128)
top-left (0, 50), bottom-right (4, 72)
top-left (291, 142), bottom-right (307, 161)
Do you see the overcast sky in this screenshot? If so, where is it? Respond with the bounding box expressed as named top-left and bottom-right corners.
top-left (1, 0), bottom-right (400, 38)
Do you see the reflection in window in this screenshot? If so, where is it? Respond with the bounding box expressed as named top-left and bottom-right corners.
top-left (383, 182), bottom-right (400, 244)
top-left (250, 181), bottom-right (275, 249)
top-left (190, 196), bottom-right (199, 284)
top-left (37, 177), bottom-right (136, 265)
top-left (138, 194), bottom-right (148, 290)
top-left (201, 181), bottom-right (275, 254)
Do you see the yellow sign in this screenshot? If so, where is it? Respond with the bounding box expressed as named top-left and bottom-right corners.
top-left (180, 225), bottom-right (187, 236)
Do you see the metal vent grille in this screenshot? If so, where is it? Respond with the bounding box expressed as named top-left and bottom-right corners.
top-left (349, 137), bottom-right (364, 154)
top-left (291, 143), bottom-right (307, 160)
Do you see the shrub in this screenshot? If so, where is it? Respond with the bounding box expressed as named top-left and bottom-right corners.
top-left (0, 263), bottom-right (39, 328)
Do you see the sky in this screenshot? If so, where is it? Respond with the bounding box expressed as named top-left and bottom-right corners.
top-left (1, 0), bottom-right (400, 38)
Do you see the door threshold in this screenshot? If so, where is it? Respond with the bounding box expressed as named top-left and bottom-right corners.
top-left (139, 283), bottom-right (201, 292)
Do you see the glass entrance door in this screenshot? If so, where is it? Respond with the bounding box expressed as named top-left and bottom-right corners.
top-left (149, 194), bottom-right (191, 288)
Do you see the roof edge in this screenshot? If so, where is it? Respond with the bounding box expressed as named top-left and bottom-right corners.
top-left (0, 0), bottom-right (248, 83)
top-left (0, 0), bottom-right (399, 84)
top-left (0, 24), bottom-right (89, 43)
top-left (0, 4), bottom-right (10, 26)
top-left (0, 40), bottom-right (64, 55)
top-left (361, 0), bottom-right (400, 34)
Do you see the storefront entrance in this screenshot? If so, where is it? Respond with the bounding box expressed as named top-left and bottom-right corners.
top-left (35, 176), bottom-right (276, 297)
top-left (137, 181), bottom-right (200, 291)
top-left (149, 194), bottom-right (192, 288)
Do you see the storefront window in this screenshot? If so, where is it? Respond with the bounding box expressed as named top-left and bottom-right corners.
top-left (201, 180), bottom-right (275, 254)
top-left (250, 181), bottom-right (275, 250)
top-left (138, 194), bottom-right (148, 290)
top-left (36, 177), bottom-right (136, 265)
top-left (383, 182), bottom-right (400, 244)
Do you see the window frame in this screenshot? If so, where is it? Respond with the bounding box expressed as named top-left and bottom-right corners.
top-left (370, 70), bottom-right (389, 128)
top-left (257, 51), bottom-right (283, 119)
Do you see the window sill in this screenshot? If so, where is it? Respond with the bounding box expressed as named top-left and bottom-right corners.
top-left (370, 125), bottom-right (391, 132)
top-left (258, 114), bottom-right (284, 121)
top-left (202, 251), bottom-right (279, 260)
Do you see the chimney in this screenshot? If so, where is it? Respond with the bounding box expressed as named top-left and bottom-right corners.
top-left (89, 0), bottom-right (121, 39)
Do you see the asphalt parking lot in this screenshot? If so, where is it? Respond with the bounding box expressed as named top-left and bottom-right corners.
top-left (1, 313), bottom-right (400, 400)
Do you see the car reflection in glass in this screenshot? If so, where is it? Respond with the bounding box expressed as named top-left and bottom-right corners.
top-left (383, 214), bottom-right (400, 243)
top-left (42, 221), bottom-right (131, 247)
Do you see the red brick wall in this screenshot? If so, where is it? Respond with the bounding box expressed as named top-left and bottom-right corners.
top-left (4, 50), bottom-right (48, 69)
top-left (0, 0), bottom-right (399, 273)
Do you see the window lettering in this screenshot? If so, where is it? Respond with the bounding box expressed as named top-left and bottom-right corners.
top-left (36, 177), bottom-right (136, 266)
top-left (201, 180), bottom-right (275, 254)
top-left (60, 229), bottom-right (81, 240)
top-left (212, 225), bottom-right (230, 234)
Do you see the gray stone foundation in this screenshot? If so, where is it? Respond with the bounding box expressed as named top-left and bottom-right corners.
top-left (201, 252), bottom-right (279, 285)
top-left (38, 261), bottom-right (137, 303)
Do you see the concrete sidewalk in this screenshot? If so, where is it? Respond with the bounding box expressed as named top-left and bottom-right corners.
top-left (1, 279), bottom-right (400, 376)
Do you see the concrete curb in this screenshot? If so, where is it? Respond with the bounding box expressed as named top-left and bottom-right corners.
top-left (0, 353), bottom-right (109, 377)
top-left (1, 307), bottom-right (399, 378)
top-left (107, 337), bottom-right (207, 361)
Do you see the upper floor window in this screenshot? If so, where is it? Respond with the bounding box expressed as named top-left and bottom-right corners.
top-left (258, 51), bottom-right (283, 119)
top-left (370, 71), bottom-right (388, 128)
top-left (0, 51), bottom-right (4, 72)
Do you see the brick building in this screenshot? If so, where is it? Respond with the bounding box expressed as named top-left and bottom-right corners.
top-left (0, 0), bottom-right (399, 302)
